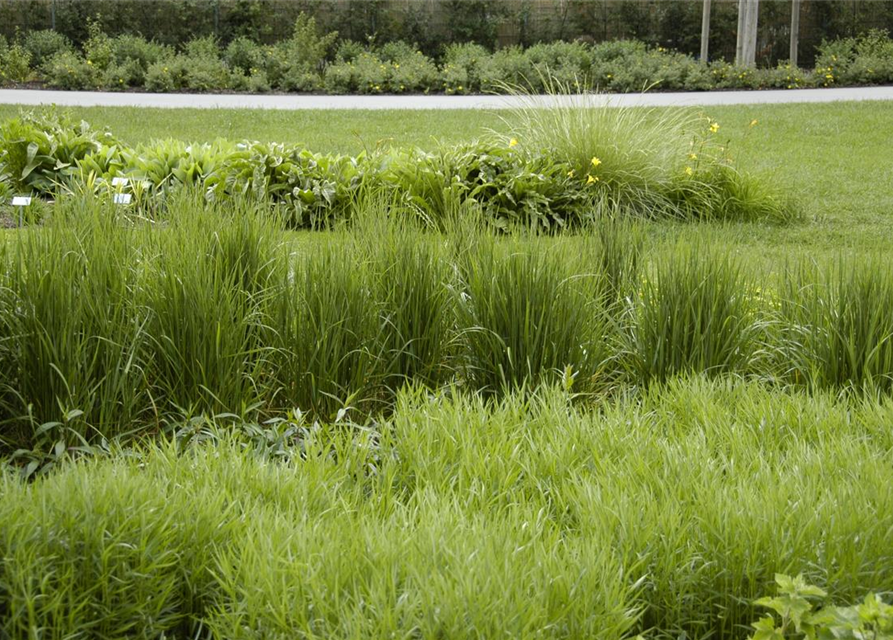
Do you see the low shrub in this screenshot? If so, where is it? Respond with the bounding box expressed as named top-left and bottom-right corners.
top-left (478, 45), bottom-right (535, 91)
top-left (387, 49), bottom-right (439, 94)
top-left (223, 35), bottom-right (264, 74)
top-left (82, 19), bottom-right (114, 71)
top-left (144, 57), bottom-right (188, 91)
top-left (102, 57), bottom-right (148, 89)
top-left (815, 29), bottom-right (893, 86)
top-left (0, 39), bottom-right (32, 84)
top-left (441, 42), bottom-right (490, 92)
top-left (43, 50), bottom-right (101, 89)
top-left (111, 34), bottom-right (170, 70)
top-left (22, 29), bottom-right (73, 69)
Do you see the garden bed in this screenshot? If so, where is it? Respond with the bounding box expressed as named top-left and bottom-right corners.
top-left (2, 18), bottom-right (892, 95)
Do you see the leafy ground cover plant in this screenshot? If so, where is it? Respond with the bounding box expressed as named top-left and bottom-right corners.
top-left (0, 109), bottom-right (793, 227)
top-left (750, 574), bottom-right (893, 640)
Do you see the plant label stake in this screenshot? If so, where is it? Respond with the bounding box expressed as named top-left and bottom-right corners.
top-left (113, 193), bottom-right (132, 205)
top-left (111, 177), bottom-right (129, 187)
top-left (11, 196), bottom-right (32, 227)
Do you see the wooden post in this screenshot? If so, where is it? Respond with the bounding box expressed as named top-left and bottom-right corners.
top-left (700, 0), bottom-right (712, 63)
top-left (736, 0), bottom-right (746, 65)
top-left (741, 0), bottom-right (760, 67)
top-left (790, 0), bottom-right (801, 66)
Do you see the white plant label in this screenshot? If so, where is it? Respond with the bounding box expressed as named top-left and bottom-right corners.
top-left (11, 196), bottom-right (32, 206)
top-left (111, 177), bottom-right (129, 187)
top-left (113, 193), bottom-right (132, 205)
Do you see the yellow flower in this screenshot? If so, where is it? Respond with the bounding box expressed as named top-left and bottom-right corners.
top-left (684, 166), bottom-right (693, 176)
top-left (590, 157), bottom-right (602, 168)
top-left (509, 138), bottom-right (518, 147)
top-left (586, 174), bottom-right (599, 184)
top-left (688, 153), bottom-right (697, 160)
top-left (567, 169), bottom-right (575, 178)
top-left (87, 60), bottom-right (93, 65)
top-left (709, 122), bottom-right (720, 133)
top-left (750, 119), bottom-right (758, 127)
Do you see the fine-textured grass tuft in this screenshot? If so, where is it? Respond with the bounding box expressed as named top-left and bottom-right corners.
top-left (495, 84), bottom-right (795, 223)
top-left (2, 380), bottom-right (893, 639)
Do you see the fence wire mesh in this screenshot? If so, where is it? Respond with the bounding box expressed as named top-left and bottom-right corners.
top-left (1, 0), bottom-right (891, 67)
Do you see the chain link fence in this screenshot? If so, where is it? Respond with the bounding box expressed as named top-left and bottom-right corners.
top-left (1, 0), bottom-right (891, 67)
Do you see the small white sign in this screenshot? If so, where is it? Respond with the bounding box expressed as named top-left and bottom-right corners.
top-left (11, 196), bottom-right (32, 206)
top-left (111, 177), bottom-right (129, 187)
top-left (113, 193), bottom-right (132, 205)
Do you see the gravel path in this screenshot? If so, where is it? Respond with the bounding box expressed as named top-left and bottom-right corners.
top-left (0, 86), bottom-right (888, 110)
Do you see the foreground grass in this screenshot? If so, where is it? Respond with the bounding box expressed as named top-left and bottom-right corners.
top-left (1, 100), bottom-right (887, 257)
top-left (0, 100), bottom-right (891, 639)
top-left (2, 379), bottom-right (892, 639)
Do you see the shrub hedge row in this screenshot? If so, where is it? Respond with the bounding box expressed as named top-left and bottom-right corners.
top-left (1, 17), bottom-right (892, 93)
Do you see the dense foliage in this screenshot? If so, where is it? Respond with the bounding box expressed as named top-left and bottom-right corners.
top-left (750, 574), bottom-right (893, 640)
top-left (2, 379), bottom-right (893, 639)
top-left (3, 0), bottom-right (892, 68)
top-left (1, 18), bottom-right (893, 93)
top-left (0, 110), bottom-right (791, 227)
top-left (0, 202), bottom-right (892, 464)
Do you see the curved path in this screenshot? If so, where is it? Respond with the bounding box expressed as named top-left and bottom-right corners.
top-left (0, 86), bottom-right (888, 110)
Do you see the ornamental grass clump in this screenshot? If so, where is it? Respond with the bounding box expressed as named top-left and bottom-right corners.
top-left (625, 242), bottom-right (759, 384)
top-left (497, 81), bottom-right (793, 223)
top-left (777, 257), bottom-right (893, 392)
top-left (0, 196), bottom-right (149, 453)
top-left (350, 199), bottom-right (457, 392)
top-left (271, 238), bottom-right (384, 418)
top-left (455, 231), bottom-right (610, 394)
top-left (140, 194), bottom-right (281, 417)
